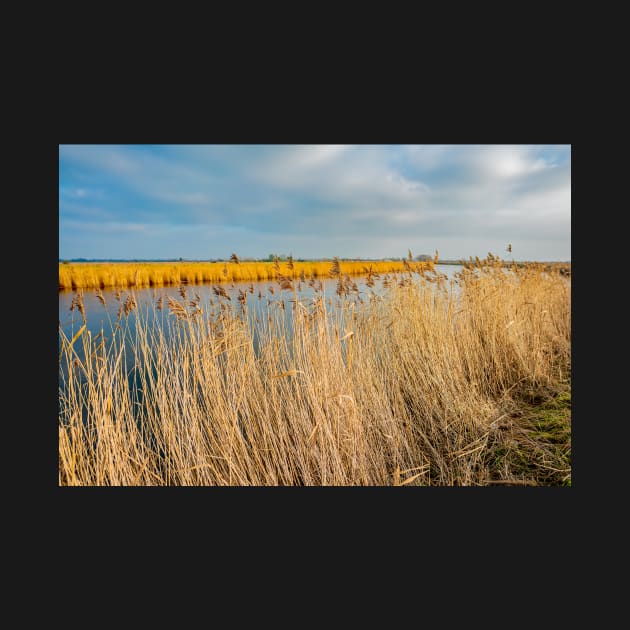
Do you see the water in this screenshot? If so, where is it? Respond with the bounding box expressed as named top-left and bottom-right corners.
top-left (59, 264), bottom-right (464, 342)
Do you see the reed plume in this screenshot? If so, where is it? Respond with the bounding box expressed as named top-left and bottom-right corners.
top-left (95, 289), bottom-right (106, 307)
top-left (329, 257), bottom-right (341, 278)
top-left (166, 296), bottom-right (188, 320)
top-left (213, 285), bottom-right (230, 300)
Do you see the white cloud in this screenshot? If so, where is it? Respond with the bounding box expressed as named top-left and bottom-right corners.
top-left (474, 145), bottom-right (557, 178)
top-left (385, 173), bottom-right (430, 195)
top-left (405, 145), bottom-right (452, 170)
top-left (289, 144), bottom-right (350, 169)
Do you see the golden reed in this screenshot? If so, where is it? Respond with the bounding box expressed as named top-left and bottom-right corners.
top-left (59, 259), bottom-right (435, 291)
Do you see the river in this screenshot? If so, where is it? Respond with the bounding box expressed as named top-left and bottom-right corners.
top-left (59, 264), bottom-right (464, 342)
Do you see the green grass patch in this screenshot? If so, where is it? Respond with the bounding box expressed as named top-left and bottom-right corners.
top-left (485, 383), bottom-right (571, 486)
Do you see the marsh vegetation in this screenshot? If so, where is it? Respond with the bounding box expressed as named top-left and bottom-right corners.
top-left (58, 255), bottom-right (571, 486)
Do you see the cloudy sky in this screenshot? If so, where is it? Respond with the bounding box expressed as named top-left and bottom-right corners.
top-left (59, 145), bottom-right (571, 261)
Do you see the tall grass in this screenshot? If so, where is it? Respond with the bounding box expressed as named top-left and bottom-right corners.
top-left (58, 260), bottom-right (435, 291)
top-left (58, 260), bottom-right (571, 486)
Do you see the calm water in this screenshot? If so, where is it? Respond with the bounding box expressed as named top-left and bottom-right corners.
top-left (59, 264), bottom-right (464, 342)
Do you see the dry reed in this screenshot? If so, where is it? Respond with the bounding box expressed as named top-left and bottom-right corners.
top-left (59, 259), bottom-right (571, 486)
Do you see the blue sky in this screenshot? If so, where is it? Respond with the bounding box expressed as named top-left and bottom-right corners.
top-left (59, 144), bottom-right (571, 260)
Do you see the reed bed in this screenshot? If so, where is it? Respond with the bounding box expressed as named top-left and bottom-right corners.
top-left (58, 259), bottom-right (435, 291)
top-left (58, 259), bottom-right (571, 486)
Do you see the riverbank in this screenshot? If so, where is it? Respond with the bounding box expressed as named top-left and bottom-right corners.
top-left (484, 382), bottom-right (571, 485)
top-left (59, 259), bottom-right (435, 291)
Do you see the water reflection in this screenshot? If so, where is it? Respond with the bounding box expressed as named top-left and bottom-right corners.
top-left (59, 264), bottom-right (463, 341)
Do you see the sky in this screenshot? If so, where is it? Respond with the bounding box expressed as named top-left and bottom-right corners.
top-left (59, 144), bottom-right (571, 261)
